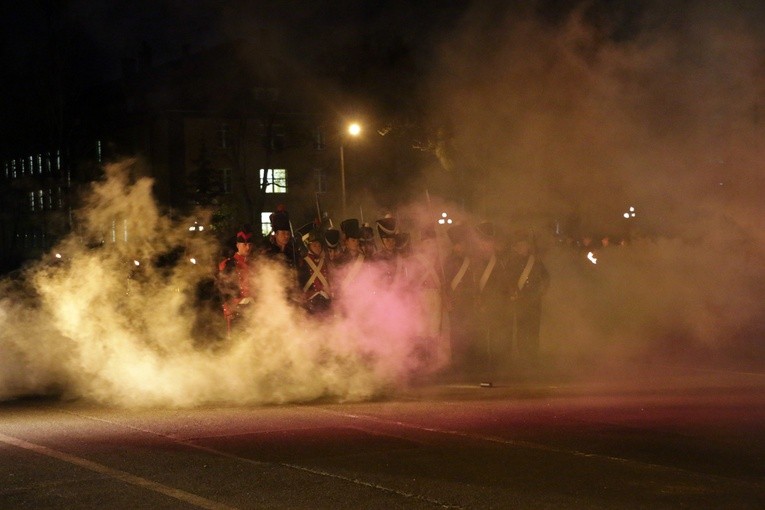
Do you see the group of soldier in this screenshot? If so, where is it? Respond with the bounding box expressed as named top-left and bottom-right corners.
top-left (216, 206), bottom-right (550, 377)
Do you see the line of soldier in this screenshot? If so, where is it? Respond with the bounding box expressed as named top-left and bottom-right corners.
top-left (216, 206), bottom-right (550, 375)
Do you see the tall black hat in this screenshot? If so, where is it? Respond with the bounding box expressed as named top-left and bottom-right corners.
top-left (359, 224), bottom-right (375, 244)
top-left (376, 217), bottom-right (398, 239)
top-left (270, 208), bottom-right (291, 232)
top-left (305, 228), bottom-right (324, 244)
top-left (340, 218), bottom-right (361, 239)
top-left (324, 229), bottom-right (341, 249)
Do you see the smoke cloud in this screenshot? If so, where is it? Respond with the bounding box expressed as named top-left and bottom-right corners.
top-left (0, 160), bottom-right (447, 407)
top-left (424, 1), bottom-right (765, 371)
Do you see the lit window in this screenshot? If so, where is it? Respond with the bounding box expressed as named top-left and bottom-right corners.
top-left (37, 190), bottom-right (44, 210)
top-left (29, 192), bottom-right (35, 212)
top-left (261, 212), bottom-right (273, 236)
top-left (260, 168), bottom-right (287, 193)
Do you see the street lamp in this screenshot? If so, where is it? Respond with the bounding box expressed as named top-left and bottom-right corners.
top-left (340, 122), bottom-right (361, 219)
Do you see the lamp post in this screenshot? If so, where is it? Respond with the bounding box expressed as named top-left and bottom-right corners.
top-left (340, 122), bottom-right (361, 219)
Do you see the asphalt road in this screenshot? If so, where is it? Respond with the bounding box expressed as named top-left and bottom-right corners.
top-left (1, 367), bottom-right (764, 509)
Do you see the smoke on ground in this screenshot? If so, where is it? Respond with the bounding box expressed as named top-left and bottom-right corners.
top-left (0, 160), bottom-right (446, 407)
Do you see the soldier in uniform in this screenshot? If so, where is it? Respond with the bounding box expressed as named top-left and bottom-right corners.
top-left (297, 228), bottom-right (333, 315)
top-left (406, 226), bottom-right (448, 365)
top-left (443, 223), bottom-right (478, 370)
top-left (359, 222), bottom-right (377, 258)
top-left (507, 228), bottom-right (549, 366)
top-left (217, 225), bottom-right (257, 336)
top-left (324, 228), bottom-right (342, 264)
top-left (371, 216), bottom-right (399, 286)
top-left (263, 206), bottom-right (299, 269)
top-left (336, 219), bottom-right (367, 286)
top-left (473, 221), bottom-right (511, 379)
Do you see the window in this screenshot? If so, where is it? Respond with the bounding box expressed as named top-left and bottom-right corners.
top-left (261, 212), bottom-right (273, 236)
top-left (314, 167), bottom-right (327, 193)
top-left (259, 168), bottom-right (287, 193)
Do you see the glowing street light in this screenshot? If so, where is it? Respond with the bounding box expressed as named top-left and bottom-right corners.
top-left (340, 122), bottom-right (362, 219)
top-left (347, 122), bottom-right (361, 137)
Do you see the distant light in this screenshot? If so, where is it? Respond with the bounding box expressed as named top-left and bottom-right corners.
top-left (198, 225), bottom-right (204, 231)
top-left (629, 206), bottom-right (635, 212)
top-left (438, 219), bottom-right (445, 224)
top-left (623, 213), bottom-right (630, 219)
top-left (134, 260), bottom-right (140, 266)
top-left (54, 253), bottom-right (62, 259)
top-left (348, 122), bottom-right (361, 137)
top-left (189, 258), bottom-right (197, 265)
top-left (441, 212), bottom-right (448, 218)
top-left (587, 252), bottom-right (598, 265)
top-left (188, 226), bottom-right (195, 231)
top-left (447, 219), bottom-right (453, 224)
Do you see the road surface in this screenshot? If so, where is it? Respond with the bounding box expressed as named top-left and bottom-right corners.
top-left (1, 366), bottom-right (764, 509)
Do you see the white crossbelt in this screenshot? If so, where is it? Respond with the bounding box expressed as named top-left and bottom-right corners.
top-left (303, 254), bottom-right (330, 297)
top-left (478, 253), bottom-right (496, 293)
top-left (517, 255), bottom-right (535, 291)
top-left (450, 257), bottom-right (470, 291)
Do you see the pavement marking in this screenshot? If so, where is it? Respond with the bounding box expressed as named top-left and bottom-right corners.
top-left (61, 410), bottom-right (461, 509)
top-left (318, 408), bottom-right (765, 489)
top-left (0, 432), bottom-right (238, 510)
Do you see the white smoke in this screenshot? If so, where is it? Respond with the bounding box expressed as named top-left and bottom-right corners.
top-left (0, 159), bottom-right (447, 407)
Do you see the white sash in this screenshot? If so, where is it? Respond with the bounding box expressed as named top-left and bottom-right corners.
top-left (517, 255), bottom-right (535, 291)
top-left (478, 254), bottom-right (496, 293)
top-left (450, 257), bottom-right (470, 291)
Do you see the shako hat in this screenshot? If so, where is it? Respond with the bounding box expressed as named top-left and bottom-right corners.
top-left (340, 218), bottom-right (361, 239)
top-left (324, 228), bottom-right (341, 249)
top-left (306, 228), bottom-right (324, 244)
top-left (376, 216), bottom-right (398, 239)
top-left (359, 224), bottom-right (375, 243)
